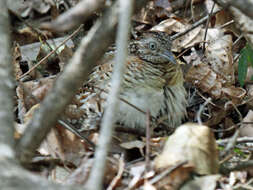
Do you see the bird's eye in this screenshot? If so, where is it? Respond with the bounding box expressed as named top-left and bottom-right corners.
top-left (149, 42), bottom-right (157, 50)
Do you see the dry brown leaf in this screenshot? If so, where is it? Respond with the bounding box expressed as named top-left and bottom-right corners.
top-left (186, 63), bottom-right (223, 98)
top-left (40, 124), bottom-right (87, 165)
top-left (205, 29), bottom-right (234, 85)
top-left (120, 140), bottom-right (145, 150)
top-left (151, 18), bottom-right (187, 34)
top-left (204, 107), bottom-right (226, 127)
top-left (154, 165), bottom-right (193, 190)
top-left (154, 123), bottom-right (219, 175)
top-left (173, 26), bottom-right (204, 52)
top-left (221, 86), bottom-right (246, 104)
top-left (16, 77), bottom-right (54, 114)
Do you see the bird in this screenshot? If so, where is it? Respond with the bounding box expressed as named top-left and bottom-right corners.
top-left (63, 31), bottom-right (187, 135)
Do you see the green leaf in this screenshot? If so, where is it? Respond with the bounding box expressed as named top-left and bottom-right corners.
top-left (238, 47), bottom-right (248, 86)
top-left (245, 44), bottom-right (253, 68)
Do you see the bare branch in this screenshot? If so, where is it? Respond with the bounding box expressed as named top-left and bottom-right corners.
top-left (85, 0), bottom-right (133, 189)
top-left (0, 0), bottom-right (15, 159)
top-left (0, 159), bottom-right (83, 190)
top-left (40, 0), bottom-right (105, 32)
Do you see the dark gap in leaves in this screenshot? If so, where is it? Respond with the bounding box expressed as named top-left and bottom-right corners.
top-left (124, 148), bottom-right (143, 162)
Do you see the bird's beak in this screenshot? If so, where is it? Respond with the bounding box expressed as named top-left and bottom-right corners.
top-left (161, 50), bottom-right (177, 64)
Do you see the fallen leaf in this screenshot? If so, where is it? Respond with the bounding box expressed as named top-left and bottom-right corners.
top-left (154, 123), bottom-right (219, 175)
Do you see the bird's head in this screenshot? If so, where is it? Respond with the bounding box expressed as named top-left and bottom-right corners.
top-left (129, 32), bottom-right (176, 64)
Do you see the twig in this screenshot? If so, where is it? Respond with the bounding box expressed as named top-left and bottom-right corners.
top-left (220, 101), bottom-right (243, 157)
top-left (219, 19), bottom-right (234, 29)
top-left (221, 160), bottom-right (253, 174)
top-left (148, 161), bottom-right (188, 185)
top-left (17, 25), bottom-right (83, 81)
top-left (9, 9), bottom-right (54, 53)
top-left (85, 1), bottom-right (133, 189)
top-left (40, 0), bottom-right (105, 32)
top-left (107, 155), bottom-right (125, 190)
top-left (217, 137), bottom-right (253, 145)
top-left (145, 111), bottom-right (151, 176)
top-left (57, 119), bottom-right (95, 148)
top-left (176, 41), bottom-right (206, 59)
top-left (171, 9), bottom-right (221, 41)
top-left (197, 97), bottom-right (211, 125)
top-left (202, 1), bottom-right (215, 53)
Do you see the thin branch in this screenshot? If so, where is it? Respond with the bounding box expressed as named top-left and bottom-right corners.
top-left (202, 1), bottom-right (215, 53)
top-left (0, 159), bottom-right (83, 190)
top-left (145, 111), bottom-right (151, 176)
top-left (171, 9), bottom-right (221, 41)
top-left (220, 160), bottom-right (253, 174)
top-left (148, 161), bottom-right (188, 185)
top-left (217, 137), bottom-right (253, 145)
top-left (220, 101), bottom-right (243, 157)
top-left (197, 97), bottom-right (211, 125)
top-left (85, 0), bottom-right (133, 189)
top-left (0, 0), bottom-right (15, 158)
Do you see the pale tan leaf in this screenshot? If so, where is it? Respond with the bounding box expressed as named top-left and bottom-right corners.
top-left (239, 110), bottom-right (253, 137)
top-left (154, 123), bottom-right (219, 175)
top-left (151, 18), bottom-right (188, 34)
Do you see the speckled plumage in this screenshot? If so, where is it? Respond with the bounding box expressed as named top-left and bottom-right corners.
top-left (65, 32), bottom-right (187, 133)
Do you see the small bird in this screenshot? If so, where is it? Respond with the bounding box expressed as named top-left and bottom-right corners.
top-left (64, 31), bottom-right (187, 134)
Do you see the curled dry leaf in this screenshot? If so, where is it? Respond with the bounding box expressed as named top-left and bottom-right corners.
top-left (222, 86), bottom-right (246, 104)
top-left (205, 29), bottom-right (234, 84)
top-left (154, 123), bottom-right (219, 175)
top-left (186, 63), bottom-right (223, 99)
top-left (173, 26), bottom-right (204, 52)
top-left (154, 165), bottom-right (193, 190)
top-left (120, 140), bottom-right (145, 149)
top-left (186, 63), bottom-right (246, 101)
